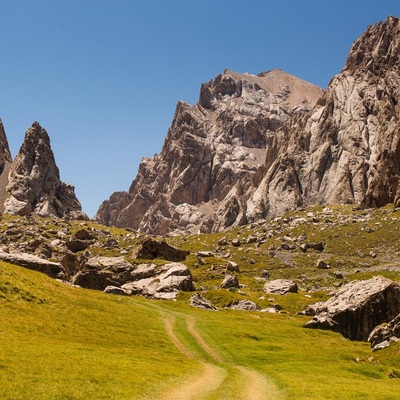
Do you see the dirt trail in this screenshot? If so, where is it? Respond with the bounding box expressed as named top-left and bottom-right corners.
top-left (162, 313), bottom-right (284, 399)
top-left (236, 366), bottom-right (284, 400)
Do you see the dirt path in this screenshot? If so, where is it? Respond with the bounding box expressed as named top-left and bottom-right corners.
top-left (236, 366), bottom-right (284, 400)
top-left (161, 312), bottom-right (284, 400)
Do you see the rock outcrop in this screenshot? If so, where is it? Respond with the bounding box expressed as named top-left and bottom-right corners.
top-left (247, 16), bottom-right (400, 219)
top-left (305, 276), bottom-right (400, 341)
top-left (0, 119), bottom-right (12, 212)
top-left (368, 313), bottom-right (400, 350)
top-left (4, 122), bottom-right (86, 219)
top-left (96, 17), bottom-right (400, 235)
top-left (96, 69), bottom-right (322, 234)
top-left (132, 237), bottom-right (189, 261)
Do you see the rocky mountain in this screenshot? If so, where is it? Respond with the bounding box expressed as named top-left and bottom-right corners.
top-left (96, 69), bottom-right (322, 234)
top-left (0, 119), bottom-right (12, 212)
top-left (3, 121), bottom-right (86, 219)
top-left (248, 16), bottom-right (400, 221)
top-left (96, 16), bottom-right (400, 235)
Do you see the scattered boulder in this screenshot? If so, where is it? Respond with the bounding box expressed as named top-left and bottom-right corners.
top-left (189, 293), bottom-right (218, 311)
top-left (368, 313), bottom-right (400, 351)
top-left (226, 261), bottom-right (240, 272)
top-left (317, 259), bottom-right (329, 269)
top-left (263, 279), bottom-right (298, 295)
top-left (231, 239), bottom-right (241, 247)
top-left (74, 229), bottom-right (95, 241)
top-left (307, 242), bottom-right (325, 251)
top-left (121, 262), bottom-right (194, 299)
top-left (132, 237), bottom-right (189, 261)
top-left (66, 239), bottom-right (89, 253)
top-left (220, 274), bottom-right (239, 289)
top-left (305, 276), bottom-right (400, 341)
top-left (226, 300), bottom-right (258, 311)
top-left (197, 251), bottom-right (215, 257)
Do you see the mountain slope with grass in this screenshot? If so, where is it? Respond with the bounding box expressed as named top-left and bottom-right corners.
top-left (1, 202), bottom-right (400, 399)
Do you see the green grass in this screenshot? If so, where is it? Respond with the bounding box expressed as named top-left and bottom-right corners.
top-left (1, 260), bottom-right (400, 399)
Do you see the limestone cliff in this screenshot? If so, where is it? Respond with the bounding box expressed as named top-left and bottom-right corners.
top-left (4, 121), bottom-right (86, 219)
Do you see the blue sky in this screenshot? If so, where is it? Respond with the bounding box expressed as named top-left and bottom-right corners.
top-left (0, 1), bottom-right (399, 217)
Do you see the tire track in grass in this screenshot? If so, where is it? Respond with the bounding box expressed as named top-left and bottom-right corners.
top-left (163, 315), bottom-right (227, 400)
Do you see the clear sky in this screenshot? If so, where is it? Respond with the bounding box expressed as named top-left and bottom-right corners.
top-left (0, 1), bottom-right (399, 217)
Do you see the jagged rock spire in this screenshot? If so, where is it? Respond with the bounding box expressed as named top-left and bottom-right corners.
top-left (4, 121), bottom-right (87, 219)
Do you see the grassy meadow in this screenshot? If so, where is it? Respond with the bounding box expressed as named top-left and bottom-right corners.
top-left (1, 256), bottom-right (400, 399)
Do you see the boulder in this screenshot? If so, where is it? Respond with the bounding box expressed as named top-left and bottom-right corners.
top-left (121, 262), bottom-right (194, 299)
top-left (104, 286), bottom-right (130, 296)
top-left (132, 237), bottom-right (189, 261)
top-left (368, 313), bottom-right (400, 350)
top-left (263, 279), bottom-right (298, 295)
top-left (0, 249), bottom-right (63, 277)
top-left (189, 293), bottom-right (218, 311)
top-left (74, 229), bottom-right (95, 241)
top-left (226, 300), bottom-right (258, 311)
top-left (71, 256), bottom-right (133, 290)
top-left (220, 274), bottom-right (239, 289)
top-left (305, 276), bottom-right (400, 341)
top-left (66, 239), bottom-right (89, 253)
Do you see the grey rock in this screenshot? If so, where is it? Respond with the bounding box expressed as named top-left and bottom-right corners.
top-left (132, 237), bottom-right (189, 261)
top-left (226, 300), bottom-right (258, 311)
top-left (104, 286), bottom-right (130, 296)
top-left (220, 274), bottom-right (239, 289)
top-left (305, 276), bottom-right (400, 341)
top-left (263, 279), bottom-right (298, 295)
top-left (0, 249), bottom-right (63, 277)
top-left (189, 293), bottom-right (218, 311)
top-left (122, 262), bottom-right (194, 299)
top-left (368, 313), bottom-right (400, 350)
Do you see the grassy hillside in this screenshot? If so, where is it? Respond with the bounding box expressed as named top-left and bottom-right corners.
top-left (1, 257), bottom-right (400, 399)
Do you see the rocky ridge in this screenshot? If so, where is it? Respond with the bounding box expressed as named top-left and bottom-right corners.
top-left (96, 16), bottom-right (400, 235)
top-left (96, 69), bottom-right (322, 234)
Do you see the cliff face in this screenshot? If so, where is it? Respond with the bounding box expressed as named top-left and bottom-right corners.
top-left (96, 69), bottom-right (322, 234)
top-left (247, 16), bottom-right (400, 220)
top-left (4, 122), bottom-right (86, 219)
top-left (96, 16), bottom-right (400, 235)
top-left (0, 119), bottom-right (12, 212)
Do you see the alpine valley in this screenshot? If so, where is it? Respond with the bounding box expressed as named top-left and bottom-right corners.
top-left (1, 16), bottom-right (400, 400)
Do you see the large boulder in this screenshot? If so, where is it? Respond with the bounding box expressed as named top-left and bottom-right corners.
top-left (0, 249), bottom-right (63, 277)
top-left (305, 276), bottom-right (400, 341)
top-left (132, 237), bottom-right (189, 261)
top-left (121, 262), bottom-right (194, 299)
top-left (71, 256), bottom-right (133, 290)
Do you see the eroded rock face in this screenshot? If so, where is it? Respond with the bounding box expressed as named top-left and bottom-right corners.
top-left (96, 69), bottom-right (322, 234)
top-left (305, 276), bottom-right (400, 341)
top-left (4, 122), bottom-right (86, 219)
top-left (96, 17), bottom-right (400, 235)
top-left (368, 313), bottom-right (400, 350)
top-left (248, 17), bottom-right (400, 219)
top-left (0, 119), bottom-right (12, 212)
